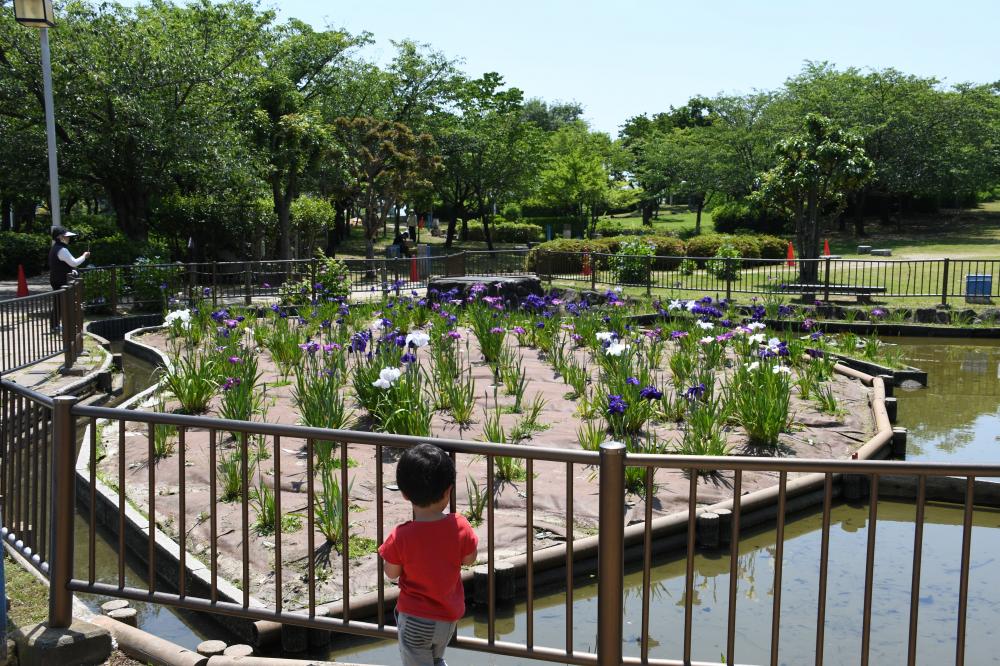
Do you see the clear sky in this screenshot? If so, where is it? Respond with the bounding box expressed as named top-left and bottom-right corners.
top-left (140, 1), bottom-right (1000, 135)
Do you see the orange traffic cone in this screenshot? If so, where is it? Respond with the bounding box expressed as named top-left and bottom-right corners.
top-left (410, 256), bottom-right (419, 282)
top-left (582, 252), bottom-right (592, 276)
top-left (16, 264), bottom-right (29, 297)
top-left (823, 239), bottom-right (831, 256)
top-left (785, 242), bottom-right (795, 268)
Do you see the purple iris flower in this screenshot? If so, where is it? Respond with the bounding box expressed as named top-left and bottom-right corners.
top-left (639, 386), bottom-right (663, 401)
top-left (683, 383), bottom-right (707, 401)
top-left (607, 394), bottom-right (628, 415)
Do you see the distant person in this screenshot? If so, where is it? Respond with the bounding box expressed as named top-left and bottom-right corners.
top-left (379, 443), bottom-right (478, 666)
top-left (392, 230), bottom-right (412, 257)
top-left (48, 225), bottom-right (89, 332)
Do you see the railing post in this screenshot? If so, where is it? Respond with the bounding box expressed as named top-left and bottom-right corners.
top-left (725, 257), bottom-right (733, 302)
top-left (597, 441), bottom-right (626, 666)
top-left (211, 263), bottom-right (218, 307)
top-left (646, 254), bottom-right (653, 298)
top-left (48, 395), bottom-right (77, 628)
top-left (310, 256), bottom-right (318, 302)
top-left (110, 266), bottom-right (118, 313)
top-left (546, 251), bottom-right (552, 285)
top-left (75, 280), bottom-right (84, 354)
top-left (244, 264), bottom-right (252, 306)
top-left (590, 253), bottom-right (597, 291)
top-left (187, 262), bottom-right (195, 307)
top-left (941, 258), bottom-right (950, 306)
top-left (60, 286), bottom-right (74, 371)
top-left (379, 260), bottom-right (388, 298)
top-left (824, 257), bottom-right (832, 303)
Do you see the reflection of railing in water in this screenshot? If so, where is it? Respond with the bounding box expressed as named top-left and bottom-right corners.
top-left (2, 371), bottom-right (999, 666)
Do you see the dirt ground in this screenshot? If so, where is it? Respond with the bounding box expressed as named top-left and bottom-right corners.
top-left (97, 327), bottom-right (875, 610)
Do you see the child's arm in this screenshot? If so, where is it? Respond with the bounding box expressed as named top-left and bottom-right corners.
top-left (383, 561), bottom-right (402, 581)
top-left (461, 550), bottom-right (477, 566)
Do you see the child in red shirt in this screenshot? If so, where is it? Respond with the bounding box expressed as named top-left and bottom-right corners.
top-left (379, 443), bottom-right (478, 666)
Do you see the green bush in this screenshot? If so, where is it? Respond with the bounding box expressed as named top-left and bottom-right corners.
top-left (63, 213), bottom-right (118, 240)
top-left (465, 220), bottom-right (543, 243)
top-left (280, 251), bottom-right (351, 305)
top-left (522, 216), bottom-right (588, 239)
top-left (500, 202), bottom-right (522, 220)
top-left (87, 233), bottom-right (170, 267)
top-left (610, 238), bottom-right (656, 284)
top-left (82, 269), bottom-right (115, 313)
top-left (755, 234), bottom-right (788, 260)
top-left (706, 244), bottom-right (742, 281)
top-left (0, 232), bottom-right (50, 277)
top-left (128, 257), bottom-right (183, 311)
top-left (712, 200), bottom-right (791, 235)
top-left (526, 235), bottom-right (685, 273)
top-left (685, 234), bottom-right (761, 263)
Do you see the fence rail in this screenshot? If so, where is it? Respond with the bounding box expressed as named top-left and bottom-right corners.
top-left (1, 372), bottom-right (998, 665)
top-left (0, 279), bottom-right (84, 375)
top-left (73, 251), bottom-right (998, 315)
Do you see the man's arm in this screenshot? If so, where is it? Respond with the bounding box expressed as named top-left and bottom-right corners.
top-left (56, 247), bottom-right (89, 268)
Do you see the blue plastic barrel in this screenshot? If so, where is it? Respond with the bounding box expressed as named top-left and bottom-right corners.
top-left (965, 274), bottom-right (992, 303)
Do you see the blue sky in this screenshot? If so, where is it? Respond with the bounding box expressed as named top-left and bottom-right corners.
top-left (140, 1), bottom-right (1000, 135)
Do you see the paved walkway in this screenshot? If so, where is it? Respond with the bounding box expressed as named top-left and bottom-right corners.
top-left (0, 272), bottom-right (51, 300)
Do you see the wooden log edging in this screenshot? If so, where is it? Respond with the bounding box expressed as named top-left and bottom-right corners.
top-left (95, 324), bottom-right (896, 649)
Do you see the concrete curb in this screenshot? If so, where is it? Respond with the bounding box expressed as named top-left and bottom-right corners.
top-left (75, 326), bottom-right (265, 643)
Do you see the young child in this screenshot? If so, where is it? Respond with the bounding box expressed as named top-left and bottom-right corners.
top-left (379, 443), bottom-right (478, 666)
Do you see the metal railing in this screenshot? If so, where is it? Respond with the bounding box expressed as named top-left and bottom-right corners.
top-left (0, 279), bottom-right (84, 375)
top-left (1, 372), bottom-right (998, 665)
top-left (77, 251), bottom-right (532, 312)
top-left (540, 252), bottom-right (1000, 304)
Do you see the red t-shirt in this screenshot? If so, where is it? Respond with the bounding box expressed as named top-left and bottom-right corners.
top-left (379, 513), bottom-right (478, 622)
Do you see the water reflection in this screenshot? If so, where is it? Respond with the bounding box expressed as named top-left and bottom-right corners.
top-left (324, 501), bottom-right (1000, 666)
top-left (893, 338), bottom-right (1000, 462)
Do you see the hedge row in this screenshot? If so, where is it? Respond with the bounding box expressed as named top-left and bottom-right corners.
top-left (0, 232), bottom-right (50, 277)
top-left (464, 220), bottom-right (544, 243)
top-left (524, 233), bottom-right (786, 274)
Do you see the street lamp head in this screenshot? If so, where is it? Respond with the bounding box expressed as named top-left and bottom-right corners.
top-left (13, 0), bottom-right (55, 27)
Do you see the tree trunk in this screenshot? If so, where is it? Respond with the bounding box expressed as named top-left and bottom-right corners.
top-left (445, 214), bottom-right (457, 248)
top-left (108, 188), bottom-right (150, 243)
top-left (481, 217), bottom-right (494, 250)
top-left (694, 196), bottom-right (704, 235)
top-left (641, 200), bottom-right (654, 226)
top-left (459, 217), bottom-right (468, 242)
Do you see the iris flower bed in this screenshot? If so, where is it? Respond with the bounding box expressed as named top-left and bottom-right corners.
top-left (98, 281), bottom-right (874, 609)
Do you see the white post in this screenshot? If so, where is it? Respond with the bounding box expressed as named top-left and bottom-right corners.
top-left (40, 27), bottom-right (62, 230)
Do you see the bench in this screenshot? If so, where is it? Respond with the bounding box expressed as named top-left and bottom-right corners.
top-left (770, 283), bottom-right (887, 304)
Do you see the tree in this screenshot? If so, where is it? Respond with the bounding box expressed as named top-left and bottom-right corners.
top-left (755, 114), bottom-right (874, 283)
top-left (521, 98), bottom-right (584, 132)
top-left (247, 20), bottom-right (368, 258)
top-left (536, 122), bottom-right (616, 236)
top-left (333, 117), bottom-right (440, 260)
top-left (0, 0), bottom-right (272, 241)
top-left (638, 126), bottom-right (734, 235)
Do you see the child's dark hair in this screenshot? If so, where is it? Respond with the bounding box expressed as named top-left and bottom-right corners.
top-left (396, 443), bottom-right (455, 507)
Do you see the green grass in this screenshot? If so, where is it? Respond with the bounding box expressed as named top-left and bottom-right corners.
top-left (4, 551), bottom-right (49, 629)
top-left (600, 205), bottom-right (717, 236)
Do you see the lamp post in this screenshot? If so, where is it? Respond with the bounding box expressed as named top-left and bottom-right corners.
top-left (12, 0), bottom-right (61, 230)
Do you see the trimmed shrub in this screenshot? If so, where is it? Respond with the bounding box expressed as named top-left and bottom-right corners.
top-left (0, 232), bottom-right (50, 277)
top-left (706, 244), bottom-right (742, 280)
top-left (755, 234), bottom-right (788, 260)
top-left (465, 220), bottom-right (544, 243)
top-left (685, 234), bottom-right (761, 263)
top-left (500, 202), bottom-right (523, 220)
top-left (280, 251), bottom-right (350, 305)
top-left (526, 235), bottom-right (685, 273)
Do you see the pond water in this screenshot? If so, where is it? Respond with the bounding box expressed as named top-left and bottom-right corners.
top-left (86, 337), bottom-right (1000, 664)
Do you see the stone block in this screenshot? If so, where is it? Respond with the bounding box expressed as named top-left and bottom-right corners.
top-left (473, 562), bottom-right (515, 605)
top-left (12, 620), bottom-right (113, 666)
top-left (223, 644), bottom-right (253, 657)
top-left (870, 248), bottom-right (892, 256)
top-left (857, 245), bottom-right (872, 254)
top-left (197, 640), bottom-right (227, 657)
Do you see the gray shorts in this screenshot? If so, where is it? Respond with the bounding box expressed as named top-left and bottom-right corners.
top-left (395, 610), bottom-right (458, 666)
